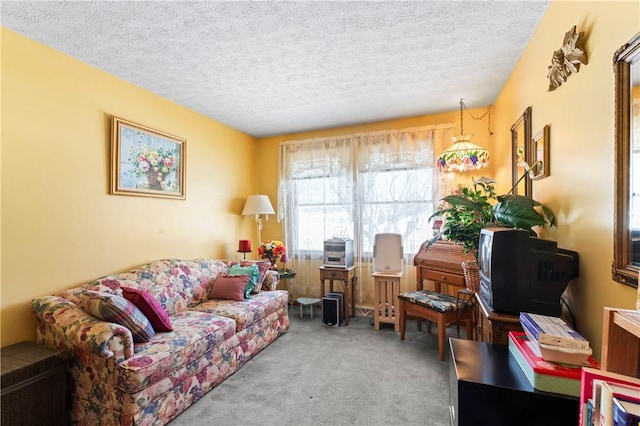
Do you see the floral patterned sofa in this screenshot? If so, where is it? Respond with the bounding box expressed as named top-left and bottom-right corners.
top-left (29, 258), bottom-right (289, 425)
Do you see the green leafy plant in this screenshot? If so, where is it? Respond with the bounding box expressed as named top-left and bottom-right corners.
top-left (427, 175), bottom-right (556, 257)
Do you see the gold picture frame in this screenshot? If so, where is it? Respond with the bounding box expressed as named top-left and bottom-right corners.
top-left (511, 107), bottom-right (532, 196)
top-left (531, 124), bottom-right (550, 180)
top-left (111, 116), bottom-right (186, 199)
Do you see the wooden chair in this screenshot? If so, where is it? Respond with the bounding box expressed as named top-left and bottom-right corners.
top-left (398, 290), bottom-right (473, 360)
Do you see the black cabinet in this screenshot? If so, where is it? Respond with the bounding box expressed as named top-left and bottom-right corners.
top-left (449, 338), bottom-right (578, 426)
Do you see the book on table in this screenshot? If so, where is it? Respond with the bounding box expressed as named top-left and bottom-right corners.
top-left (579, 367), bottom-right (640, 426)
top-left (508, 331), bottom-right (599, 397)
top-left (520, 312), bottom-right (590, 350)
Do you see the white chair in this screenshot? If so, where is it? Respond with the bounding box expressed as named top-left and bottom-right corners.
top-left (372, 233), bottom-right (403, 332)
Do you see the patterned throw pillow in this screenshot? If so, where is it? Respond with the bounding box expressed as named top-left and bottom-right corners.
top-left (80, 290), bottom-right (155, 342)
top-left (210, 275), bottom-right (249, 301)
top-left (239, 260), bottom-right (271, 293)
top-left (121, 287), bottom-right (173, 332)
top-left (228, 264), bottom-right (260, 298)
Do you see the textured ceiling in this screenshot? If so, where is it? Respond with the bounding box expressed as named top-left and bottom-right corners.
top-left (1, 1), bottom-right (550, 138)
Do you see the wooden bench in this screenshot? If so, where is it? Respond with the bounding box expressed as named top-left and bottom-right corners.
top-left (398, 290), bottom-right (473, 360)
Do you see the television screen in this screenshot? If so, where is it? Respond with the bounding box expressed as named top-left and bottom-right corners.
top-left (478, 231), bottom-right (492, 284)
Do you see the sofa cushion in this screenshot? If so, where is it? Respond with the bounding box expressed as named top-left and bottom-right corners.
top-left (397, 290), bottom-right (471, 313)
top-left (239, 260), bottom-right (271, 293)
top-left (210, 275), bottom-right (248, 301)
top-left (116, 311), bottom-right (237, 393)
top-left (122, 287), bottom-right (173, 332)
top-left (61, 259), bottom-right (229, 316)
top-left (228, 264), bottom-right (259, 298)
top-left (80, 291), bottom-right (155, 342)
top-left (192, 290), bottom-right (289, 332)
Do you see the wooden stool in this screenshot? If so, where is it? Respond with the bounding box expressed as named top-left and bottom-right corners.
top-left (373, 272), bottom-right (401, 332)
top-left (398, 290), bottom-right (473, 361)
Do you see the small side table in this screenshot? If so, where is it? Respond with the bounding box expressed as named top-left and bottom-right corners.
top-left (1, 341), bottom-right (67, 425)
top-left (297, 297), bottom-right (321, 319)
top-left (279, 270), bottom-right (297, 305)
top-left (373, 272), bottom-right (401, 332)
top-left (319, 266), bottom-right (357, 326)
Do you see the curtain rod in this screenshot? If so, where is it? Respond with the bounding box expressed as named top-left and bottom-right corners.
top-left (280, 123), bottom-right (455, 146)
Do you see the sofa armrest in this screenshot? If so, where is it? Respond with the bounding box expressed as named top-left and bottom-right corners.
top-left (30, 296), bottom-right (134, 362)
top-left (261, 270), bottom-right (280, 291)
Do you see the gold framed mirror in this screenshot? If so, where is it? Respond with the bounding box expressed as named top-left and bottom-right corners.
top-left (612, 32), bottom-right (640, 288)
top-left (511, 107), bottom-right (532, 196)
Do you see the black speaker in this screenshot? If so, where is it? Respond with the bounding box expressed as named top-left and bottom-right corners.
top-left (322, 297), bottom-right (340, 326)
top-left (327, 291), bottom-right (344, 325)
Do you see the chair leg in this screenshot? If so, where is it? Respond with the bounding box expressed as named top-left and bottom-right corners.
top-left (399, 299), bottom-right (406, 341)
top-left (437, 315), bottom-right (446, 361)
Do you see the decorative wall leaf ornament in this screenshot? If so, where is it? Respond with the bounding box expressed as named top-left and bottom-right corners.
top-left (547, 25), bottom-right (588, 91)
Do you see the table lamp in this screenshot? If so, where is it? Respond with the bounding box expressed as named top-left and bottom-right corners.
top-left (280, 252), bottom-right (289, 272)
top-left (241, 194), bottom-right (275, 245)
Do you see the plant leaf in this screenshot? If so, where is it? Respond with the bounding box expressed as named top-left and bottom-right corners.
top-left (441, 195), bottom-right (484, 211)
top-left (493, 195), bottom-right (548, 229)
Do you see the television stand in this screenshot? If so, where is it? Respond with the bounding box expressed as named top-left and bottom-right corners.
top-left (474, 293), bottom-right (523, 344)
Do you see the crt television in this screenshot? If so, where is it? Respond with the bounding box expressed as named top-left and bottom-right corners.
top-left (478, 227), bottom-right (579, 317)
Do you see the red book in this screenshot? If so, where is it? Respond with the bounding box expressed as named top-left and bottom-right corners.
top-left (508, 331), bottom-right (600, 397)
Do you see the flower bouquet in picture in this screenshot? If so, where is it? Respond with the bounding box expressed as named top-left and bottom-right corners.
top-left (258, 240), bottom-right (286, 269)
top-left (128, 144), bottom-right (178, 191)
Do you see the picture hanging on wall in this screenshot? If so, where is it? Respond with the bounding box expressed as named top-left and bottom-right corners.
top-left (111, 116), bottom-right (186, 199)
top-left (531, 124), bottom-right (550, 180)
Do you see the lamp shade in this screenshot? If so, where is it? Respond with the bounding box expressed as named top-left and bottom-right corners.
top-left (280, 253), bottom-right (289, 263)
top-left (241, 195), bottom-right (275, 216)
top-left (436, 134), bottom-right (490, 172)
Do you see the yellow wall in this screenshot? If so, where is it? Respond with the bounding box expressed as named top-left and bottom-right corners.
top-left (259, 1), bottom-right (640, 358)
top-left (492, 0), bottom-right (639, 358)
top-left (1, 28), bottom-right (257, 346)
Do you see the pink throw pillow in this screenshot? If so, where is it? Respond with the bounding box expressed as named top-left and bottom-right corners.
top-left (121, 287), bottom-right (173, 332)
top-left (210, 275), bottom-right (249, 301)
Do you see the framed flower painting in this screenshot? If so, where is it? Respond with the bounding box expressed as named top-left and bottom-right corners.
top-left (111, 117), bottom-right (186, 199)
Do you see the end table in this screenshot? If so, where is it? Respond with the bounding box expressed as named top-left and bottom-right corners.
top-left (319, 266), bottom-right (357, 325)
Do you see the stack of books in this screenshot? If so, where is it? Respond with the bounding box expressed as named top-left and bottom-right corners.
top-left (508, 331), bottom-right (599, 397)
top-left (519, 312), bottom-right (593, 365)
top-left (508, 312), bottom-right (599, 397)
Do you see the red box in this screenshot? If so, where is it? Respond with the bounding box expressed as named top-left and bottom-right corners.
top-left (508, 331), bottom-right (600, 397)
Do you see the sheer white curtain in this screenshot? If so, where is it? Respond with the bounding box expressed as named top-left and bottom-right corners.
top-left (355, 126), bottom-right (453, 264)
top-left (278, 124), bottom-right (455, 259)
top-left (277, 125), bottom-right (454, 303)
top-left (278, 137), bottom-right (354, 259)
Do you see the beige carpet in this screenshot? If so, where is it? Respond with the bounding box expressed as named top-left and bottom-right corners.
top-left (170, 309), bottom-right (467, 426)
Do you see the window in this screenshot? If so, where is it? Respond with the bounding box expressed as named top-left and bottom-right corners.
top-left (279, 125), bottom-right (454, 262)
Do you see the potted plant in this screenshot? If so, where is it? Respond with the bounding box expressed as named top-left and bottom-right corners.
top-left (427, 175), bottom-right (556, 291)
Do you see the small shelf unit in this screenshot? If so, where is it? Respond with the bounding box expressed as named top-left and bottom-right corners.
top-left (601, 307), bottom-right (640, 377)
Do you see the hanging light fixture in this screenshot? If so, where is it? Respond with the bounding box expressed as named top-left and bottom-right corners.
top-left (437, 99), bottom-right (490, 172)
